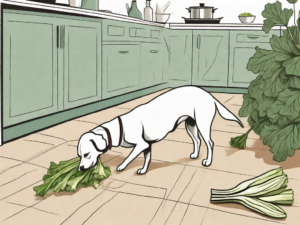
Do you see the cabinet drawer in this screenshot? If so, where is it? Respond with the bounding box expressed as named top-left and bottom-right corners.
top-left (102, 19), bottom-right (161, 42)
top-left (232, 30), bottom-right (280, 44)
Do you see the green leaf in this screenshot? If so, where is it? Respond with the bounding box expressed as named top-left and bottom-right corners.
top-left (289, 76), bottom-right (300, 89)
top-left (267, 89), bottom-right (300, 123)
top-left (287, 0), bottom-right (298, 3)
top-left (262, 67), bottom-right (288, 98)
top-left (248, 75), bottom-right (266, 101)
top-left (238, 94), bottom-right (259, 117)
top-left (261, 124), bottom-right (300, 161)
top-left (262, 2), bottom-right (293, 33)
top-left (247, 47), bottom-right (279, 74)
top-left (256, 95), bottom-right (277, 117)
top-left (271, 31), bottom-right (300, 56)
top-left (282, 56), bottom-right (300, 75)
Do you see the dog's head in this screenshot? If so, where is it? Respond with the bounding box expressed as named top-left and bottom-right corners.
top-left (77, 132), bottom-right (108, 171)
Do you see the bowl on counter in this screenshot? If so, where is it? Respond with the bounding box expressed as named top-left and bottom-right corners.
top-left (156, 13), bottom-right (171, 23)
top-left (239, 16), bottom-right (256, 23)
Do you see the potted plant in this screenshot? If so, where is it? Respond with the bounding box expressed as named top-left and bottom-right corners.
top-left (230, 0), bottom-right (300, 162)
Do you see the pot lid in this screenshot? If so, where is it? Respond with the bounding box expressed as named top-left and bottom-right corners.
top-left (199, 3), bottom-right (214, 8)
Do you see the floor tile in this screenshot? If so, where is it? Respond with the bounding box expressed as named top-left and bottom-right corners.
top-left (1, 207), bottom-right (62, 225)
top-left (0, 157), bottom-right (23, 174)
top-left (38, 120), bottom-right (96, 142)
top-left (83, 193), bottom-right (162, 225)
top-left (0, 202), bottom-right (25, 222)
top-left (201, 209), bottom-right (281, 225)
top-left (211, 92), bottom-right (237, 104)
top-left (75, 107), bottom-right (131, 125)
top-left (180, 205), bottom-right (207, 225)
top-left (115, 89), bottom-right (171, 109)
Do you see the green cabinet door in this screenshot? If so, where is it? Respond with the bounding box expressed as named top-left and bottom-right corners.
top-left (228, 30), bottom-right (279, 88)
top-left (192, 30), bottom-right (229, 87)
top-left (140, 43), bottom-right (163, 88)
top-left (3, 13), bottom-right (58, 127)
top-left (102, 44), bottom-right (141, 99)
top-left (163, 29), bottom-right (192, 84)
top-left (61, 19), bottom-right (102, 110)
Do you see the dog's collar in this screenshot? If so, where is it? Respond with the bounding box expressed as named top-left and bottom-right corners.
top-left (102, 116), bottom-right (123, 151)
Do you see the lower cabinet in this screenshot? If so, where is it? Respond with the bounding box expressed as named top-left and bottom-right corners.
top-left (140, 43), bottom-right (163, 88)
top-left (62, 19), bottom-right (102, 110)
top-left (3, 12), bottom-right (59, 127)
top-left (192, 30), bottom-right (229, 87)
top-left (163, 29), bottom-right (193, 83)
top-left (102, 44), bottom-right (141, 99)
top-left (228, 30), bottom-right (279, 88)
top-left (3, 11), bottom-right (102, 127)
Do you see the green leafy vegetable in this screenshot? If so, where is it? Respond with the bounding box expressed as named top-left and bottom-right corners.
top-left (239, 12), bottom-right (254, 16)
top-left (211, 168), bottom-right (294, 219)
top-left (33, 157), bottom-right (111, 197)
top-left (231, 0), bottom-right (300, 162)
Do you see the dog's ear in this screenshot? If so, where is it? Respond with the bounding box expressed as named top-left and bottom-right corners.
top-left (90, 133), bottom-right (108, 153)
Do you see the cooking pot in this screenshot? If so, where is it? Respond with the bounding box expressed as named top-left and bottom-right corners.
top-left (186, 3), bottom-right (217, 19)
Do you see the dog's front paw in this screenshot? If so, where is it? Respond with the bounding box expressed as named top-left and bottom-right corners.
top-left (190, 153), bottom-right (198, 159)
top-left (117, 164), bottom-right (126, 172)
top-left (202, 159), bottom-right (211, 167)
top-left (137, 168), bottom-right (147, 175)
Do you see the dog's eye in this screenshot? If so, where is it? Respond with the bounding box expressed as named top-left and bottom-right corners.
top-left (84, 153), bottom-right (89, 158)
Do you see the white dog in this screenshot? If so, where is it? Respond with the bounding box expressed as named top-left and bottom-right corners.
top-left (77, 86), bottom-right (243, 174)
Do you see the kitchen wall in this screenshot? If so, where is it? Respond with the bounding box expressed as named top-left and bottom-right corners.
top-left (100, 0), bottom-right (300, 25)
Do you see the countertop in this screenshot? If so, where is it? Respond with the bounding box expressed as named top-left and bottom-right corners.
top-left (0, 0), bottom-right (285, 31)
top-left (169, 23), bottom-right (284, 30)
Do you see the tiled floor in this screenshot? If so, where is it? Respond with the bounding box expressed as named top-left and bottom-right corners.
top-left (0, 88), bottom-right (299, 225)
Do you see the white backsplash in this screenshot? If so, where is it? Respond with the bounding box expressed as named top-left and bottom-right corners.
top-left (100, 0), bottom-right (299, 25)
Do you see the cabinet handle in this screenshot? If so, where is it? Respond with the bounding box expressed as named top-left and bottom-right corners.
top-left (247, 36), bottom-right (259, 39)
top-left (197, 35), bottom-right (201, 49)
top-left (60, 25), bottom-right (65, 49)
top-left (150, 50), bottom-right (158, 53)
top-left (57, 26), bottom-right (60, 49)
top-left (119, 51), bottom-right (129, 54)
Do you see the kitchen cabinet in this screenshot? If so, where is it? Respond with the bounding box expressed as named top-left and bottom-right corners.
top-left (102, 44), bottom-right (141, 99)
top-left (192, 30), bottom-right (229, 87)
top-left (61, 19), bottom-right (102, 110)
top-left (228, 30), bottom-right (279, 88)
top-left (3, 11), bottom-right (102, 127)
top-left (140, 43), bottom-right (163, 88)
top-left (3, 13), bottom-right (59, 127)
top-left (163, 30), bottom-right (193, 83)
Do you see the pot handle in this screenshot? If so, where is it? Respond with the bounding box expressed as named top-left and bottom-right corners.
top-left (186, 8), bottom-right (190, 12)
top-left (213, 8), bottom-right (218, 13)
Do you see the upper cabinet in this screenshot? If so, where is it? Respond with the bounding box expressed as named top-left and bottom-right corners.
top-left (3, 12), bottom-right (59, 127)
top-left (228, 30), bottom-right (279, 88)
top-left (192, 30), bottom-right (229, 87)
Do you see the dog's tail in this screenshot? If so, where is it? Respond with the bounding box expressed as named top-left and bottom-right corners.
top-left (214, 100), bottom-right (244, 128)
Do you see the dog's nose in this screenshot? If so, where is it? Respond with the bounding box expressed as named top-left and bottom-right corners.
top-left (79, 166), bottom-right (85, 171)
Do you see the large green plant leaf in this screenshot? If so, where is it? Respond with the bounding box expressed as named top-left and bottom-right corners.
top-left (248, 75), bottom-right (266, 101)
top-left (287, 0), bottom-right (298, 3)
top-left (261, 124), bottom-right (300, 161)
top-left (262, 67), bottom-right (288, 97)
top-left (262, 1), bottom-right (293, 33)
top-left (271, 32), bottom-right (300, 56)
top-left (256, 95), bottom-right (277, 117)
top-left (267, 89), bottom-right (300, 123)
top-left (239, 94), bottom-right (259, 117)
top-left (282, 56), bottom-right (300, 75)
top-left (247, 47), bottom-right (279, 74)
top-left (289, 76), bottom-right (300, 89)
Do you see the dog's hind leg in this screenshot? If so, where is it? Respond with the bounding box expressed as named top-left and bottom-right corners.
top-left (117, 141), bottom-right (149, 172)
top-left (195, 107), bottom-right (215, 167)
top-left (185, 118), bottom-right (201, 159)
top-left (137, 145), bottom-right (152, 175)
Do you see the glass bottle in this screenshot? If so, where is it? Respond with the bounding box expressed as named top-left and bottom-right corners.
top-left (144, 0), bottom-right (153, 21)
top-left (127, 0), bottom-right (143, 20)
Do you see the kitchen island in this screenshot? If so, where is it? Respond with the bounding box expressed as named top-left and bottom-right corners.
top-left (0, 0), bottom-right (283, 144)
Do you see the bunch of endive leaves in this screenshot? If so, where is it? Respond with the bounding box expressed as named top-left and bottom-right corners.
top-left (210, 168), bottom-right (293, 218)
top-left (33, 157), bottom-right (111, 197)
